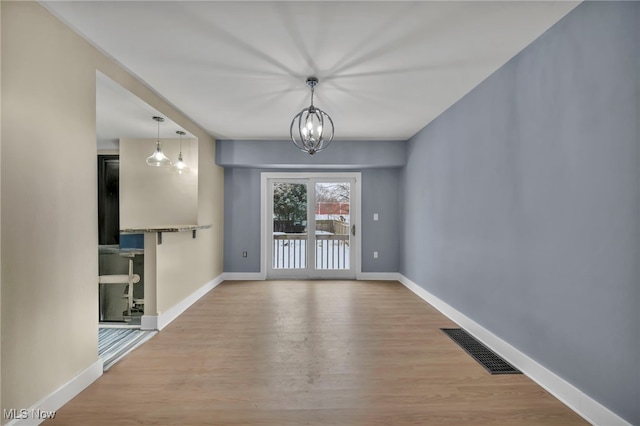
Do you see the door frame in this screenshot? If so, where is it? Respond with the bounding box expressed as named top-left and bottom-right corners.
top-left (261, 172), bottom-right (362, 279)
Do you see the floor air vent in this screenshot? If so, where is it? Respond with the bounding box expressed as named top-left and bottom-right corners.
top-left (441, 328), bottom-right (521, 375)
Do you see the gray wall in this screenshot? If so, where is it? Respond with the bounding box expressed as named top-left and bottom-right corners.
top-left (223, 166), bottom-right (400, 274)
top-left (400, 2), bottom-right (639, 423)
top-left (361, 168), bottom-right (400, 272)
top-left (217, 139), bottom-right (405, 169)
top-left (221, 150), bottom-right (405, 272)
top-left (221, 139), bottom-right (403, 273)
top-left (224, 167), bottom-right (262, 272)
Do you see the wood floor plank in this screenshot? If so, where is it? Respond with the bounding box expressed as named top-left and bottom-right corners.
top-left (46, 280), bottom-right (587, 425)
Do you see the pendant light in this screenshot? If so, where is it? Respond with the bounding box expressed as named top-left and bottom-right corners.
top-left (171, 130), bottom-right (190, 174)
top-left (290, 77), bottom-right (334, 155)
top-left (146, 116), bottom-right (172, 167)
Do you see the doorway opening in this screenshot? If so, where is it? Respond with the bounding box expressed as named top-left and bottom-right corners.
top-left (97, 155), bottom-right (145, 326)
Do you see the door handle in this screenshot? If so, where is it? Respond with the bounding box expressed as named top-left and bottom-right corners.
top-left (351, 224), bottom-right (356, 236)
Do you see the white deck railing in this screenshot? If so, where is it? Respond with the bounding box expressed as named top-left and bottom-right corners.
top-left (273, 233), bottom-right (350, 270)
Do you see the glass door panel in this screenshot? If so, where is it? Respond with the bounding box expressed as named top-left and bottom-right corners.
top-left (272, 182), bottom-right (308, 270)
top-left (266, 174), bottom-right (357, 279)
top-left (315, 182), bottom-right (351, 271)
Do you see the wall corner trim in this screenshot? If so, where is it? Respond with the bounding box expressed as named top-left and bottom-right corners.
top-left (397, 274), bottom-right (631, 426)
top-left (4, 359), bottom-right (103, 426)
top-left (140, 315), bottom-right (158, 331)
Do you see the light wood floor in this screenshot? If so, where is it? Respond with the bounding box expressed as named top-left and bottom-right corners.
top-left (48, 281), bottom-right (587, 425)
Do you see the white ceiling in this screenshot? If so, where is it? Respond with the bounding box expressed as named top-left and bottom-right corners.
top-left (96, 71), bottom-right (194, 149)
top-left (43, 1), bottom-right (580, 142)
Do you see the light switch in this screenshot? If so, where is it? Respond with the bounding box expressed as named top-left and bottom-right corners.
top-left (373, 213), bottom-right (379, 221)
top-left (373, 251), bottom-right (379, 259)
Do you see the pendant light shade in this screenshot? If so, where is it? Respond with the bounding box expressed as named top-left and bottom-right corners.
top-left (146, 116), bottom-right (172, 167)
top-left (171, 130), bottom-right (190, 174)
top-left (290, 77), bottom-right (334, 155)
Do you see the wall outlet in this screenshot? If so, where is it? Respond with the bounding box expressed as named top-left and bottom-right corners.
top-left (373, 251), bottom-right (379, 259)
top-left (242, 251), bottom-right (248, 258)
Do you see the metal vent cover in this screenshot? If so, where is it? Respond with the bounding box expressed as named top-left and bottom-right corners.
top-left (441, 328), bottom-right (521, 375)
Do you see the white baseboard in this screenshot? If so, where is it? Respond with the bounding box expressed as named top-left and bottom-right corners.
top-left (4, 359), bottom-right (103, 426)
top-left (221, 272), bottom-right (265, 281)
top-left (221, 272), bottom-right (403, 281)
top-left (141, 274), bottom-right (225, 331)
top-left (357, 272), bottom-right (401, 281)
top-left (153, 274), bottom-right (225, 331)
top-left (397, 274), bottom-right (630, 426)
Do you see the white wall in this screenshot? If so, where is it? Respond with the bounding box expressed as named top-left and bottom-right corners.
top-left (156, 228), bottom-right (216, 314)
top-left (0, 0), bottom-right (4, 414)
top-left (197, 136), bottom-right (224, 285)
top-left (2, 2), bottom-right (99, 415)
top-left (145, 136), bottom-right (223, 316)
top-left (0, 2), bottom-right (224, 421)
top-left (120, 137), bottom-right (198, 228)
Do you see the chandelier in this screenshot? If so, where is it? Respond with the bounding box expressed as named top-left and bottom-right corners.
top-left (290, 77), bottom-right (334, 155)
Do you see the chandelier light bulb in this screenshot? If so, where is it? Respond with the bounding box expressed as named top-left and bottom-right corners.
top-left (171, 130), bottom-right (190, 174)
top-left (172, 154), bottom-right (190, 175)
top-left (146, 116), bottom-right (172, 167)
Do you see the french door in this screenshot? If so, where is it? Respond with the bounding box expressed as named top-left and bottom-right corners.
top-left (263, 173), bottom-right (359, 279)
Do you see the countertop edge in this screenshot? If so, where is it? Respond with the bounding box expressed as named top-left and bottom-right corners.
top-left (120, 224), bottom-right (212, 234)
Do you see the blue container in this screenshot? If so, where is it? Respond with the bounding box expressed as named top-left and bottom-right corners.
top-left (120, 233), bottom-right (144, 250)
